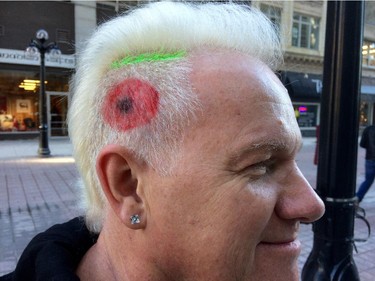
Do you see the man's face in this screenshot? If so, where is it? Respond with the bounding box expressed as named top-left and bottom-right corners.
top-left (143, 51), bottom-right (325, 281)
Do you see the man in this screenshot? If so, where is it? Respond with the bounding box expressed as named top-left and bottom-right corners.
top-left (1, 2), bottom-right (324, 280)
top-left (356, 125), bottom-right (375, 203)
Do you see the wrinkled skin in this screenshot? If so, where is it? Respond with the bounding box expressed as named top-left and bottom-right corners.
top-left (80, 50), bottom-right (325, 281)
top-left (141, 50), bottom-right (325, 281)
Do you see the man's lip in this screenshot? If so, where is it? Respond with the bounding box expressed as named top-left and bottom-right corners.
top-left (259, 239), bottom-right (300, 245)
top-left (257, 239), bottom-right (301, 254)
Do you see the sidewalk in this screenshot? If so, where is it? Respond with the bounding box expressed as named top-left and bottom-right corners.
top-left (1, 137), bottom-right (375, 279)
top-left (0, 138), bottom-right (73, 159)
top-left (0, 138), bottom-right (80, 276)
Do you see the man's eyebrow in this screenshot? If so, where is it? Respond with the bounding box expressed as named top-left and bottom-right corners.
top-left (227, 139), bottom-right (302, 166)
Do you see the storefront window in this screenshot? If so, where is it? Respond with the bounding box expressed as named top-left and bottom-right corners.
top-left (49, 93), bottom-right (69, 137)
top-left (359, 101), bottom-right (370, 127)
top-left (362, 41), bottom-right (375, 67)
top-left (293, 103), bottom-right (319, 128)
top-left (0, 69), bottom-right (69, 134)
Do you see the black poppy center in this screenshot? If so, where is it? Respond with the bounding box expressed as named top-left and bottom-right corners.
top-left (116, 97), bottom-right (134, 114)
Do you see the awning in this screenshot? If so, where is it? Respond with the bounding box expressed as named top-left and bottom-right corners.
top-left (280, 71), bottom-right (375, 100)
top-left (361, 85), bottom-right (375, 95)
top-left (280, 71), bottom-right (322, 100)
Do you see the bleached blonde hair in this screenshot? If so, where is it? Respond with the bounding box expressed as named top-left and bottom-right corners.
top-left (68, 1), bottom-right (283, 233)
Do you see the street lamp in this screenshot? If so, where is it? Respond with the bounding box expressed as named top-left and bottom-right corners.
top-left (26, 29), bottom-right (61, 156)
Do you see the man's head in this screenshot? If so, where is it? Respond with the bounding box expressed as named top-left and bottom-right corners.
top-left (69, 1), bottom-right (283, 232)
top-left (69, 2), bottom-right (324, 280)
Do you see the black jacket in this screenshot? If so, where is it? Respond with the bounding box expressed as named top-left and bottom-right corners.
top-left (0, 217), bottom-right (97, 281)
top-left (360, 125), bottom-right (375, 160)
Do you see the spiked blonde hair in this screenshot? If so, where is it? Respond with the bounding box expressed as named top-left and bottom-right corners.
top-left (68, 1), bottom-right (283, 233)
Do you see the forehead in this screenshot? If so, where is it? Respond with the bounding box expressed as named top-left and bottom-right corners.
top-left (187, 50), bottom-right (300, 154)
top-left (190, 50), bottom-right (287, 102)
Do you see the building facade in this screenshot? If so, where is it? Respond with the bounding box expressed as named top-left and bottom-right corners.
top-left (0, 0), bottom-right (148, 139)
top-left (254, 0), bottom-right (375, 136)
top-left (0, 1), bottom-right (76, 139)
top-left (0, 0), bottom-right (373, 139)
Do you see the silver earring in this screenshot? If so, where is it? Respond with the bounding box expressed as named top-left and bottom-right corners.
top-left (130, 214), bottom-right (140, 225)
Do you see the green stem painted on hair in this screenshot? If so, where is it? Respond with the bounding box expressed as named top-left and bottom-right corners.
top-left (111, 51), bottom-right (186, 68)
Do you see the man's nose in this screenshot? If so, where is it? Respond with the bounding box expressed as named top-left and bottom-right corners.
top-left (275, 165), bottom-right (325, 223)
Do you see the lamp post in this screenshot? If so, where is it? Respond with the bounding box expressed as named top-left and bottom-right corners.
top-left (302, 1), bottom-right (363, 280)
top-left (26, 29), bottom-right (61, 156)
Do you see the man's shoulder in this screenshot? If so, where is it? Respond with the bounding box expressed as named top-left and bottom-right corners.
top-left (0, 272), bottom-right (13, 281)
top-left (365, 125), bottom-right (375, 135)
top-left (3, 217), bottom-right (98, 281)
top-left (362, 125), bottom-right (375, 135)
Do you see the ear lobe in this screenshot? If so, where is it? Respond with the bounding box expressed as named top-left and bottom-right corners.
top-left (96, 144), bottom-right (146, 229)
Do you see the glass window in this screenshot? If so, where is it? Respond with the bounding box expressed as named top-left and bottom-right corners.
top-left (292, 13), bottom-right (320, 50)
top-left (362, 41), bottom-right (375, 67)
top-left (260, 4), bottom-right (282, 29)
top-left (359, 101), bottom-right (370, 127)
top-left (293, 104), bottom-right (319, 128)
top-left (50, 93), bottom-right (69, 137)
top-left (0, 69), bottom-right (69, 133)
top-left (97, 1), bottom-right (139, 25)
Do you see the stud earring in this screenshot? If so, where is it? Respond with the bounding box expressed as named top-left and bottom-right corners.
top-left (130, 214), bottom-right (140, 225)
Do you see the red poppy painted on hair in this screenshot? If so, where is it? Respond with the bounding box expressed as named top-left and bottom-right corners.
top-left (102, 78), bottom-right (159, 131)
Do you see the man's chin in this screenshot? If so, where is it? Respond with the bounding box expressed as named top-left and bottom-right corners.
top-left (249, 265), bottom-right (299, 281)
top-left (249, 242), bottom-right (301, 281)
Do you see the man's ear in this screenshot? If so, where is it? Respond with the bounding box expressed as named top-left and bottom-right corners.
top-left (96, 144), bottom-right (146, 229)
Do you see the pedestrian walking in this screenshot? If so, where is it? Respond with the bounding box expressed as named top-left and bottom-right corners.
top-left (356, 125), bottom-right (375, 203)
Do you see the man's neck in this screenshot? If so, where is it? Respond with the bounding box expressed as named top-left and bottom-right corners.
top-left (76, 229), bottom-right (170, 281)
top-left (76, 237), bottom-right (118, 280)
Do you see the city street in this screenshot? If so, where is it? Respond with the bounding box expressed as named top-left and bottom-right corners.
top-left (1, 137), bottom-right (375, 279)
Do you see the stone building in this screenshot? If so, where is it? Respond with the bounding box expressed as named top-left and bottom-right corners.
top-left (254, 0), bottom-right (375, 136)
top-left (0, 0), bottom-right (372, 139)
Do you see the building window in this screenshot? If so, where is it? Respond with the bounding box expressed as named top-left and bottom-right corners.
top-left (260, 4), bottom-right (281, 29)
top-left (362, 41), bottom-right (375, 67)
top-left (97, 2), bottom-right (138, 24)
top-left (293, 103), bottom-right (319, 128)
top-left (230, 1), bottom-right (251, 5)
top-left (0, 70), bottom-right (69, 134)
top-left (56, 29), bottom-right (70, 44)
top-left (292, 13), bottom-right (320, 50)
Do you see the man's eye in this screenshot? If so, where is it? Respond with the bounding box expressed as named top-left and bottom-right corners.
top-left (246, 160), bottom-right (275, 179)
top-left (249, 163), bottom-right (268, 176)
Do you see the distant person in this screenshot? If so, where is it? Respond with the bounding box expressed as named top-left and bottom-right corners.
top-left (356, 125), bottom-right (375, 203)
top-left (1, 2), bottom-right (325, 280)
